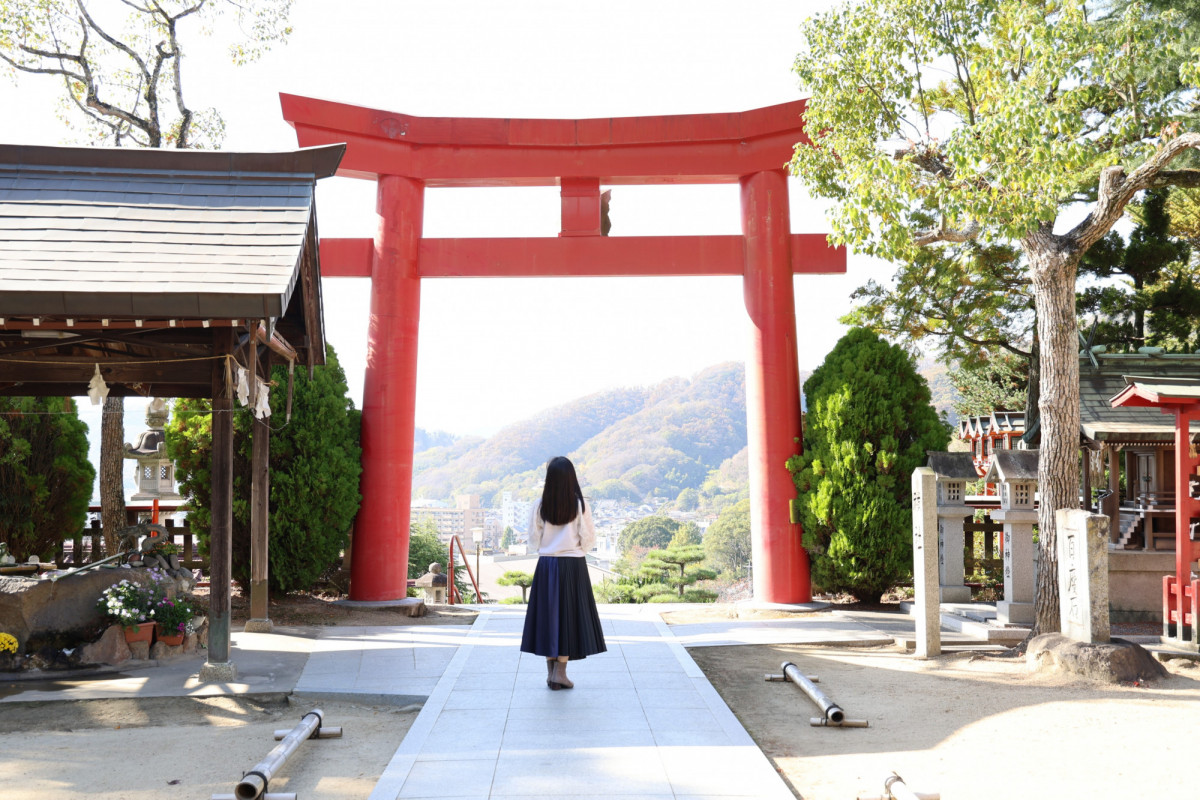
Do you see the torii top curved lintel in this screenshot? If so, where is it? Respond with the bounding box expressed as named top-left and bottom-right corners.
top-left (280, 93), bottom-right (810, 187)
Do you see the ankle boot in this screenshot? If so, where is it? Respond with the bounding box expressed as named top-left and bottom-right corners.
top-left (550, 659), bottom-right (574, 690)
top-left (546, 658), bottom-right (555, 687)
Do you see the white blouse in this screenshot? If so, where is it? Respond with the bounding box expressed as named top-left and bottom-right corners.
top-left (527, 499), bottom-right (596, 557)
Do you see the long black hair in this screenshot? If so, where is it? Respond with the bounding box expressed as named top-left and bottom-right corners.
top-left (540, 456), bottom-right (585, 526)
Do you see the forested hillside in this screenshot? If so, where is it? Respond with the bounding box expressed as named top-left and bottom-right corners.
top-left (411, 360), bottom-right (957, 507)
top-left (412, 363), bottom-right (746, 506)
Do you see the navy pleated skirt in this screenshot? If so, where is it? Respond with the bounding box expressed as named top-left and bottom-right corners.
top-left (520, 556), bottom-right (607, 660)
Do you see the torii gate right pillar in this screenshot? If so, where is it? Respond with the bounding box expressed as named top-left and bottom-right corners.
top-left (742, 169), bottom-right (808, 602)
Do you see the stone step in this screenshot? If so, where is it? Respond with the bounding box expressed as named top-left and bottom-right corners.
top-left (899, 600), bottom-right (1029, 644)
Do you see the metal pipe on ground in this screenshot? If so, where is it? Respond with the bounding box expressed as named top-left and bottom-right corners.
top-left (777, 661), bottom-right (869, 728)
top-left (856, 772), bottom-right (939, 800)
top-left (222, 709), bottom-right (328, 800)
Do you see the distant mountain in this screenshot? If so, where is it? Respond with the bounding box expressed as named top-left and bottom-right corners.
top-left (412, 363), bottom-right (746, 506)
top-left (411, 359), bottom-right (957, 508)
top-left (414, 428), bottom-right (460, 452)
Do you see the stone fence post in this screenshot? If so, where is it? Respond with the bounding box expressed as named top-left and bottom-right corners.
top-left (912, 467), bottom-right (941, 658)
top-left (1055, 509), bottom-right (1110, 643)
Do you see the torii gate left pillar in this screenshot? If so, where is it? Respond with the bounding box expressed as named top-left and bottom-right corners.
top-left (283, 94), bottom-right (845, 604)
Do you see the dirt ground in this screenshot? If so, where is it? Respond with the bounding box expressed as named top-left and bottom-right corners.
top-left (691, 642), bottom-right (1200, 800)
top-left (0, 696), bottom-right (417, 799)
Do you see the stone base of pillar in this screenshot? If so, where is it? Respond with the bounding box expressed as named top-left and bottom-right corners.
top-left (939, 585), bottom-right (973, 603)
top-left (996, 600), bottom-right (1034, 625)
top-left (198, 660), bottom-right (238, 682)
top-left (243, 618), bottom-right (274, 633)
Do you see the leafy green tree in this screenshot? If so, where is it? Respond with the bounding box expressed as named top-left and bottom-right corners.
top-left (641, 544), bottom-right (717, 600)
top-left (496, 570), bottom-right (535, 603)
top-left (791, 0), bottom-right (1200, 630)
top-left (788, 329), bottom-right (949, 603)
top-left (0, 398), bottom-right (95, 561)
top-left (617, 516), bottom-right (680, 553)
top-left (674, 487), bottom-right (700, 511)
top-left (500, 526), bottom-right (515, 550)
top-left (407, 519), bottom-right (447, 579)
top-left (166, 345), bottom-right (361, 593)
top-left (703, 498), bottom-right (751, 580)
top-left (669, 522), bottom-right (702, 547)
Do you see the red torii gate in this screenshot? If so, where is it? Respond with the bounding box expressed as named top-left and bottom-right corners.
top-left (281, 93), bottom-right (846, 604)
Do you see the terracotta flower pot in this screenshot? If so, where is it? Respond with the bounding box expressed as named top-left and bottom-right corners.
top-left (122, 622), bottom-right (156, 644)
top-left (157, 633), bottom-right (185, 646)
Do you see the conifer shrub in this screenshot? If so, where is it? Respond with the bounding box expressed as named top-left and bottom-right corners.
top-left (166, 345), bottom-right (362, 593)
top-left (0, 397), bottom-right (94, 561)
top-left (788, 328), bottom-right (950, 603)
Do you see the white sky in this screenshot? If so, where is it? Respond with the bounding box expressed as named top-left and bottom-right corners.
top-left (0, 0), bottom-right (890, 438)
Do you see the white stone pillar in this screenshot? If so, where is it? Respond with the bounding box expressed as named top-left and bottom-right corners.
top-left (912, 467), bottom-right (941, 657)
top-left (1055, 509), bottom-right (1111, 643)
top-left (993, 505), bottom-right (1037, 624)
top-left (937, 509), bottom-right (972, 603)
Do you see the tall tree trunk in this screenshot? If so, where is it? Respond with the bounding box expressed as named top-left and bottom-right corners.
top-left (100, 396), bottom-right (126, 554)
top-left (1026, 237), bottom-right (1082, 636)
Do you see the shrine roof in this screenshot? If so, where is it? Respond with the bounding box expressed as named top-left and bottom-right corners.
top-left (0, 144), bottom-right (343, 397)
top-left (926, 451), bottom-right (978, 480)
top-left (1081, 354), bottom-right (1200, 443)
top-left (982, 450), bottom-right (1039, 483)
top-left (0, 143), bottom-right (342, 319)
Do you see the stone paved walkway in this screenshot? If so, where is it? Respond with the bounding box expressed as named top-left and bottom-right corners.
top-left (364, 605), bottom-right (795, 800)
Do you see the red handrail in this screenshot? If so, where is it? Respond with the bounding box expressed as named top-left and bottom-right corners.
top-left (447, 535), bottom-right (482, 605)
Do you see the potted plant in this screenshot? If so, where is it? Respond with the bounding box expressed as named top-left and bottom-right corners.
top-left (97, 580), bottom-right (156, 643)
top-left (152, 596), bottom-right (196, 646)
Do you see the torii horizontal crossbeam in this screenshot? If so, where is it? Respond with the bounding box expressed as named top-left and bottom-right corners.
top-left (319, 235), bottom-right (846, 278)
top-left (281, 93), bottom-right (811, 185)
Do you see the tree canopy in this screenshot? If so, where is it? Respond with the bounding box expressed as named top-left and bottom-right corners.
top-left (791, 0), bottom-right (1200, 630)
top-left (0, 0), bottom-right (293, 147)
top-left (618, 516), bottom-right (682, 553)
top-left (703, 498), bottom-right (751, 580)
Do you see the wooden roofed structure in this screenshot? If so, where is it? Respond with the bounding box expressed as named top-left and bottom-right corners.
top-left (0, 144), bottom-right (343, 396)
top-left (0, 143), bottom-right (343, 679)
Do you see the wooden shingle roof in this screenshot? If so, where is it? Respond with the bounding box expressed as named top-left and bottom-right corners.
top-left (0, 144), bottom-right (344, 398)
top-left (1081, 354), bottom-right (1200, 443)
top-left (0, 144), bottom-right (342, 319)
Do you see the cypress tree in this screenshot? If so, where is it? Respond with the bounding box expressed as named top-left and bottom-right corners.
top-left (0, 397), bottom-right (94, 561)
top-left (788, 329), bottom-right (949, 603)
top-left (166, 345), bottom-right (362, 593)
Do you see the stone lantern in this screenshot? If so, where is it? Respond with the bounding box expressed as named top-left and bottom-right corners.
top-left (983, 450), bottom-right (1040, 624)
top-left (926, 451), bottom-right (978, 603)
top-left (124, 398), bottom-right (181, 502)
top-left (414, 562), bottom-right (447, 604)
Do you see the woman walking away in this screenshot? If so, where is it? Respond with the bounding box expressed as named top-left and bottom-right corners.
top-left (521, 456), bottom-right (607, 689)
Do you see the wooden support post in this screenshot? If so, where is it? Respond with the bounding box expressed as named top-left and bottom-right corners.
top-left (1082, 447), bottom-right (1092, 511)
top-left (1104, 446), bottom-right (1121, 542)
top-left (247, 352), bottom-right (273, 633)
top-left (200, 329), bottom-right (237, 682)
